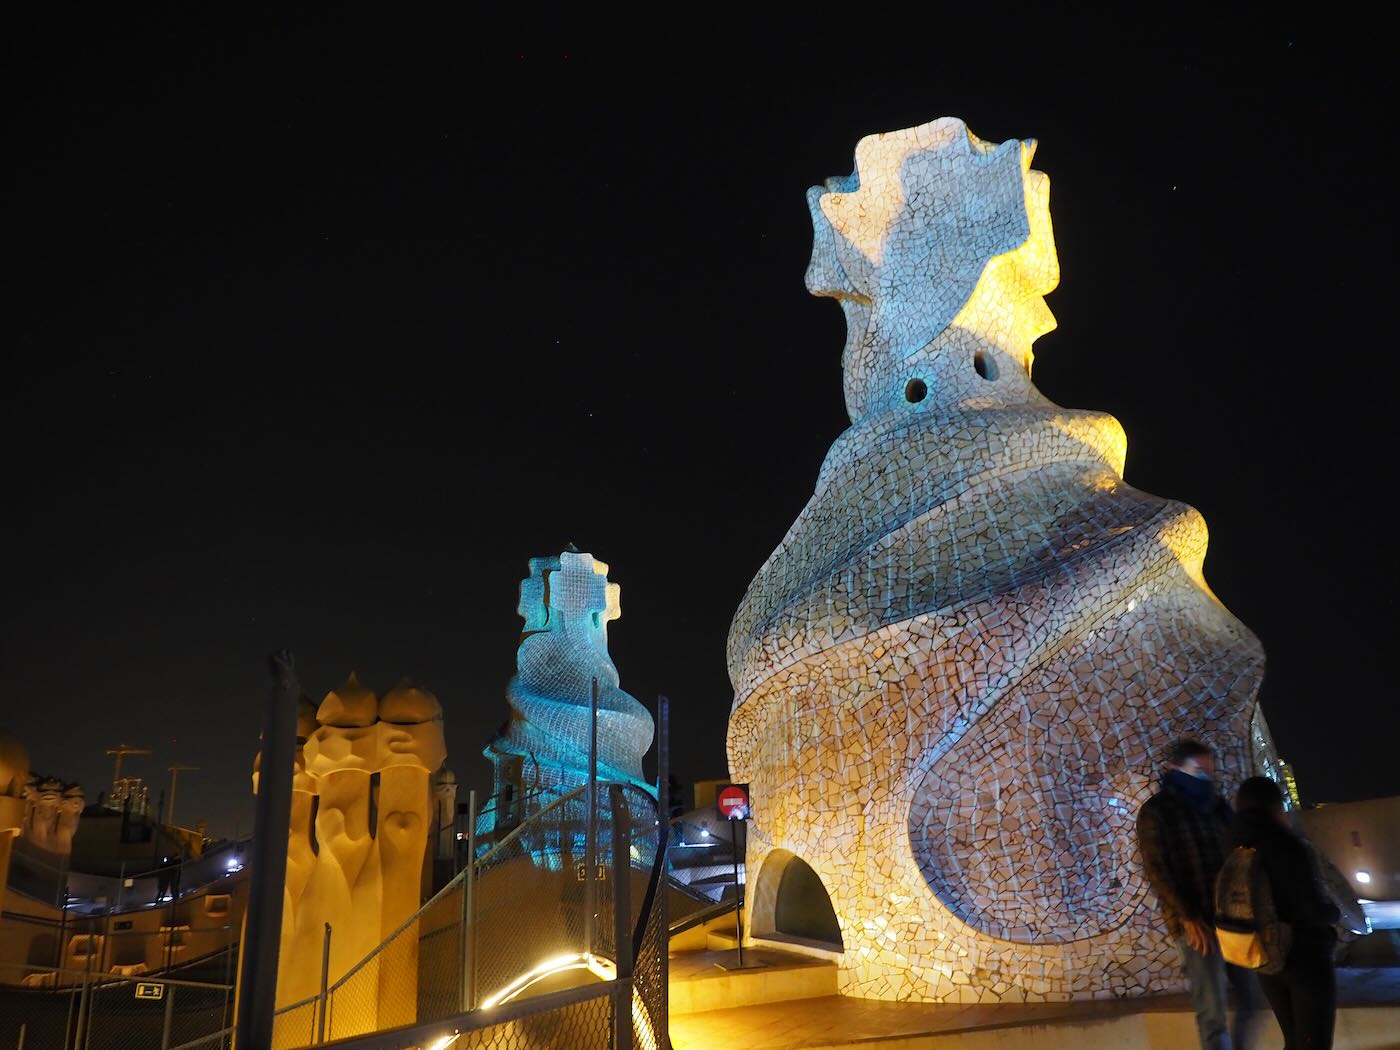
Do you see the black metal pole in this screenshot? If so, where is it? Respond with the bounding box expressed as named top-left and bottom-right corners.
top-left (151, 790), bottom-right (165, 871)
top-left (463, 789), bottom-right (477, 1013)
top-left (234, 649), bottom-right (300, 1049)
top-left (55, 879), bottom-right (68, 971)
top-left (657, 694), bottom-right (670, 1048)
top-left (584, 678), bottom-right (598, 956)
top-left (732, 819), bottom-right (743, 967)
top-left (609, 784), bottom-right (633, 1050)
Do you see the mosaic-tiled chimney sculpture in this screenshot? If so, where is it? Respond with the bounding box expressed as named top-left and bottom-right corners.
top-left (258, 674), bottom-right (446, 1040)
top-left (483, 550), bottom-right (654, 834)
top-left (22, 775), bottom-right (84, 854)
top-left (726, 118), bottom-right (1277, 1002)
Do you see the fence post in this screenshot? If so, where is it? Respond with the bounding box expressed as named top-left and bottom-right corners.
top-left (83, 888), bottom-right (118, 1050)
top-left (71, 926), bottom-right (93, 1050)
top-left (236, 650), bottom-right (300, 1050)
top-left (55, 881), bottom-right (68, 971)
top-left (609, 784), bottom-right (632, 1050)
top-left (584, 679), bottom-right (599, 958)
top-left (161, 985), bottom-right (175, 1049)
top-left (732, 818), bottom-right (746, 968)
top-left (657, 693), bottom-right (670, 1044)
top-left (460, 789), bottom-right (477, 1012)
top-left (316, 922), bottom-right (332, 1044)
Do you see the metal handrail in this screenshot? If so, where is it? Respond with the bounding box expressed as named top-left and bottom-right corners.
top-left (315, 978), bottom-right (615, 1050)
top-left (0, 960), bottom-right (235, 993)
top-left (165, 992), bottom-right (320, 1050)
top-left (667, 896), bottom-right (737, 937)
top-left (476, 777), bottom-right (653, 868)
top-left (323, 779), bottom-right (656, 999)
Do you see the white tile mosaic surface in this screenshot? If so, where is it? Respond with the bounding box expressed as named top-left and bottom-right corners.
top-left (484, 551), bottom-right (655, 818)
top-left (726, 118), bottom-right (1275, 1002)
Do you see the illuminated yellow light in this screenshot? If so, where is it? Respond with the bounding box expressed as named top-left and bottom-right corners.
top-left (479, 953), bottom-right (588, 1008)
top-left (477, 953), bottom-right (656, 1048)
top-left (479, 952), bottom-right (618, 1009)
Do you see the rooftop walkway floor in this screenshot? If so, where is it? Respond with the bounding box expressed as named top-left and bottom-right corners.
top-left (668, 954), bottom-right (1400, 1050)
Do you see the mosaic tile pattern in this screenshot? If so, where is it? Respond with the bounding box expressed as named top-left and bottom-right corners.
top-left (484, 551), bottom-right (655, 830)
top-left (726, 118), bottom-right (1275, 1002)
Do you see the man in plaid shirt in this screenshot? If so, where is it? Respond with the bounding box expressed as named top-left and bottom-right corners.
top-left (1137, 738), bottom-right (1260, 1050)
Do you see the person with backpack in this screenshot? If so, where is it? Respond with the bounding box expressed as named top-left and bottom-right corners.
top-left (1136, 738), bottom-right (1260, 1050)
top-left (1224, 776), bottom-right (1340, 1050)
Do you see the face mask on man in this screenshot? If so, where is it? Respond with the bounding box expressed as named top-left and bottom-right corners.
top-left (1178, 756), bottom-right (1215, 782)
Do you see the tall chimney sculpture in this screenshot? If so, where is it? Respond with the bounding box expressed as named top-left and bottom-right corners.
top-left (257, 674), bottom-right (446, 1040)
top-left (482, 549), bottom-right (655, 839)
top-left (726, 118), bottom-right (1277, 1002)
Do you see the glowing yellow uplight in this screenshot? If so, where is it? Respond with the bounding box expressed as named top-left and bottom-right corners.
top-left (479, 952), bottom-right (617, 1009)
top-left (478, 952), bottom-right (658, 1049)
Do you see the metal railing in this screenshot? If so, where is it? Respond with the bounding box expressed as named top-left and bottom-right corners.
top-left (0, 907), bottom-right (241, 1050)
top-left (6, 838), bottom-right (250, 917)
top-left (311, 780), bottom-right (665, 1047)
top-left (0, 960), bottom-right (236, 1050)
top-left (160, 776), bottom-right (669, 1050)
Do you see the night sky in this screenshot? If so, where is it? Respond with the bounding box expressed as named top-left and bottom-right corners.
top-left (5, 12), bottom-right (1395, 840)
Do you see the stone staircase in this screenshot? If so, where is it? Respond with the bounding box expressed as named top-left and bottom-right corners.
top-left (669, 914), bottom-right (838, 1016)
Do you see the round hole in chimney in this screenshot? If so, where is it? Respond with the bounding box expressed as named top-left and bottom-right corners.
top-left (974, 350), bottom-right (998, 381)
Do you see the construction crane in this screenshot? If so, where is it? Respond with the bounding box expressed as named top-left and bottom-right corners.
top-left (105, 743), bottom-right (152, 787)
top-left (165, 764), bottom-right (199, 828)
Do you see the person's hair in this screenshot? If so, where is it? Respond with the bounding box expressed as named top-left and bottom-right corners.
top-left (1167, 738), bottom-right (1213, 765)
top-left (1236, 776), bottom-right (1285, 814)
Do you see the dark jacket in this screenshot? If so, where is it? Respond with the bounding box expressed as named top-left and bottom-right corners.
top-left (1136, 775), bottom-right (1234, 938)
top-left (1232, 810), bottom-right (1340, 948)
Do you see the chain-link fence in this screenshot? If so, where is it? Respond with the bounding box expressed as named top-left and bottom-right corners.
top-left (0, 904), bottom-right (240, 1050)
top-left (454, 987), bottom-right (613, 1050)
top-left (265, 778), bottom-right (667, 1050)
top-left (273, 981), bottom-right (618, 1050)
top-left (0, 961), bottom-right (236, 1050)
top-left (6, 779), bottom-right (669, 1050)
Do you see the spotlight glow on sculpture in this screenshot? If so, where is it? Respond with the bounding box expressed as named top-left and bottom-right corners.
top-left (726, 117), bottom-right (1277, 1003)
top-left (258, 674), bottom-right (447, 1040)
top-left (483, 550), bottom-right (655, 834)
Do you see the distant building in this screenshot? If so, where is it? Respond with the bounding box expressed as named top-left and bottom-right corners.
top-left (1296, 796), bottom-right (1400, 902)
top-left (107, 776), bottom-right (150, 819)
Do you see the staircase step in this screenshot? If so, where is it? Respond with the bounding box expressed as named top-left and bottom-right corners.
top-left (669, 946), bottom-right (839, 1015)
top-left (705, 929), bottom-right (740, 951)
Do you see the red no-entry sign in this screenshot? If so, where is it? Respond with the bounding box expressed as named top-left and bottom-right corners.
top-left (717, 783), bottom-right (750, 821)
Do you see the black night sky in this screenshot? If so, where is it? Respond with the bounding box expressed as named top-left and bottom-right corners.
top-left (5, 12), bottom-right (1396, 840)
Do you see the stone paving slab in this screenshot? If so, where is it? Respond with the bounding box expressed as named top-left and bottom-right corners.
top-left (669, 970), bottom-right (1400, 1050)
